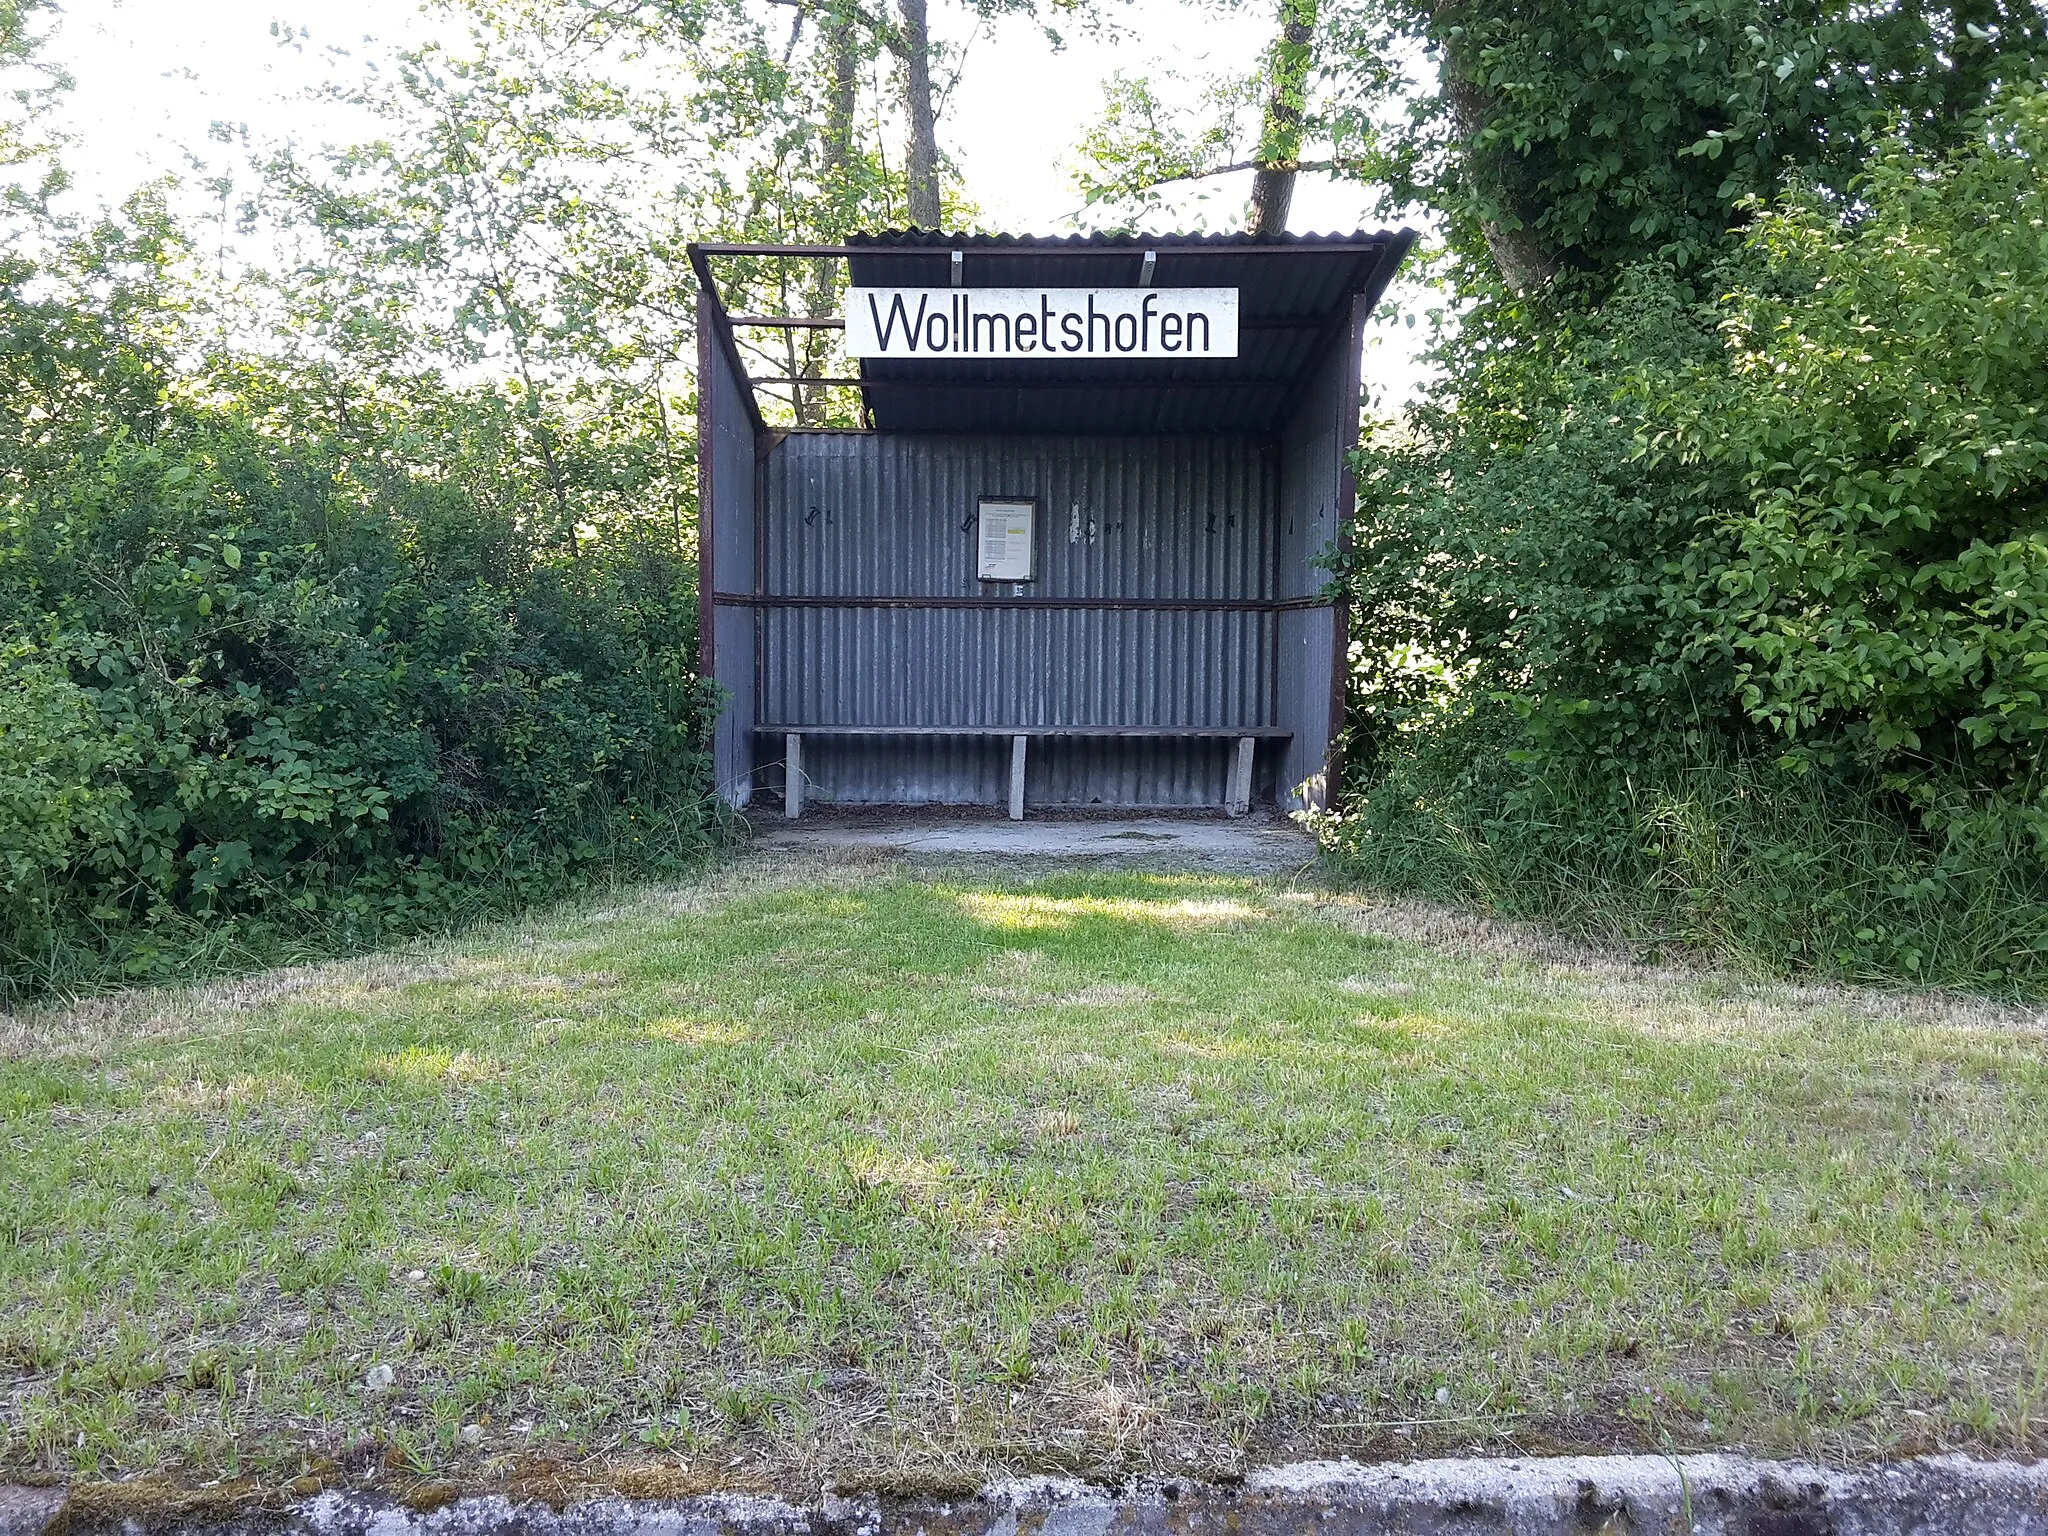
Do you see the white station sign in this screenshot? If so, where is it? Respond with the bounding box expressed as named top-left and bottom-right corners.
top-left (846, 287), bottom-right (1239, 359)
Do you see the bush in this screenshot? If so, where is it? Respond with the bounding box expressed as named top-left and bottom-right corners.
top-left (1322, 710), bottom-right (2048, 988)
top-left (0, 227), bottom-right (722, 1001)
top-left (1334, 88), bottom-right (2048, 993)
top-left (1682, 92), bottom-right (2048, 846)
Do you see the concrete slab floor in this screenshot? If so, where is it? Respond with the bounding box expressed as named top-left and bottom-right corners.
top-left (746, 808), bottom-right (1318, 875)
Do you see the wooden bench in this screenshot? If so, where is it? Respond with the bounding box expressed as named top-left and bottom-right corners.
top-left (757, 725), bottom-right (1293, 821)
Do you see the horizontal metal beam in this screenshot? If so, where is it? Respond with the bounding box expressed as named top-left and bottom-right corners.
top-left (710, 592), bottom-right (1333, 612)
top-left (754, 724), bottom-right (1295, 738)
top-left (689, 240), bottom-right (1400, 258)
top-left (733, 314), bottom-right (1323, 333)
top-left (751, 376), bottom-right (1306, 391)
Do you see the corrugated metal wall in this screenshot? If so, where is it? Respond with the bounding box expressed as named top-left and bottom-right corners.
top-left (756, 434), bottom-right (1281, 808)
top-left (762, 609), bottom-right (1272, 729)
top-left (764, 435), bottom-right (1276, 605)
top-left (1274, 303), bottom-right (1367, 810)
top-left (786, 735), bottom-right (1270, 808)
top-left (702, 302), bottom-right (759, 805)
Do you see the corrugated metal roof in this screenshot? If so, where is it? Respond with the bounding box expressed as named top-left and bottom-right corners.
top-left (694, 228), bottom-right (1416, 436)
top-left (844, 229), bottom-right (1413, 434)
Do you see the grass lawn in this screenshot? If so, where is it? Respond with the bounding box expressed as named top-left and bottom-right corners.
top-left (3, 851), bottom-right (2046, 1492)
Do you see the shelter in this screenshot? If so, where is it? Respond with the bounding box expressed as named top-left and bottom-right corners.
top-left (689, 229), bottom-right (1416, 819)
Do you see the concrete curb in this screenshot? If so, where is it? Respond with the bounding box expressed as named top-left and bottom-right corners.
top-left (0, 1487), bottom-right (63, 1536)
top-left (10, 1455), bottom-right (2048, 1536)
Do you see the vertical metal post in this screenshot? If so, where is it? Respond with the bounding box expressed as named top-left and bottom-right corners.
top-left (1228, 736), bottom-right (1255, 817)
top-left (785, 732), bottom-right (803, 820)
top-left (1009, 735), bottom-right (1027, 821)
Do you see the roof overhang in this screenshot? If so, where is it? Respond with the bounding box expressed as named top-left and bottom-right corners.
top-left (687, 228), bottom-right (1418, 436)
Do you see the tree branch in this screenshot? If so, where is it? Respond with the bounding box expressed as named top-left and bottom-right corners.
top-left (1090, 156), bottom-right (1362, 201)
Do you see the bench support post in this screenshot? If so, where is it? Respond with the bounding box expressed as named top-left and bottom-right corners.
top-left (1228, 735), bottom-right (1255, 817)
top-left (785, 732), bottom-right (803, 820)
top-left (1009, 734), bottom-right (1027, 821)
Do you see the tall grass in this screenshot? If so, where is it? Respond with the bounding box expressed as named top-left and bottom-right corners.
top-left (3, 789), bottom-right (738, 1006)
top-left (1320, 749), bottom-right (2048, 994)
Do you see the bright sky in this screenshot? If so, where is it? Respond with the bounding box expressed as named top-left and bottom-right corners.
top-left (45, 0), bottom-right (1432, 404)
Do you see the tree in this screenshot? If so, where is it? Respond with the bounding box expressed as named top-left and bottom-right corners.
top-left (895, 0), bottom-right (944, 224)
top-left (0, 0), bottom-right (68, 219)
top-left (1246, 0), bottom-right (1317, 234)
top-left (259, 38), bottom-right (691, 553)
top-left (0, 101), bottom-right (719, 997)
top-left (422, 0), bottom-right (932, 425)
top-left (1077, 0), bottom-right (2048, 268)
top-left (1071, 0), bottom-right (1390, 233)
top-left (1373, 0), bottom-right (2048, 291)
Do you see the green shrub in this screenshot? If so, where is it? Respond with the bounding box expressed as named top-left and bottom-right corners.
top-left (0, 224), bottom-right (721, 1000)
top-left (1323, 711), bottom-right (2048, 989)
top-left (1335, 88), bottom-right (2048, 992)
top-left (1679, 93), bottom-right (2048, 847)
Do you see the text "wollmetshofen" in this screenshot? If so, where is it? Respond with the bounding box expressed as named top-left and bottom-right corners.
top-left (845, 288), bottom-right (1239, 360)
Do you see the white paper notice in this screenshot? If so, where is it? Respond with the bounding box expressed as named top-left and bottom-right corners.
top-left (978, 499), bottom-right (1035, 582)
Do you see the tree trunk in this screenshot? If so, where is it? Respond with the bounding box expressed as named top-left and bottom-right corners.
top-left (797, 2), bottom-right (860, 426)
top-left (1247, 0), bottom-right (1317, 237)
top-left (1438, 60), bottom-right (1556, 292)
top-left (895, 0), bottom-right (942, 227)
top-left (821, 2), bottom-right (858, 189)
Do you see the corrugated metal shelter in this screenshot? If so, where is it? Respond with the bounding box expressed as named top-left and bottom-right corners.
top-left (690, 229), bottom-right (1415, 818)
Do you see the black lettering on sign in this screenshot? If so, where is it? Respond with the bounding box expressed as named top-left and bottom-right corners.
top-left (970, 310), bottom-right (1011, 352)
top-left (1086, 295), bottom-right (1112, 353)
top-left (851, 288), bottom-right (1235, 357)
top-left (868, 292), bottom-right (929, 350)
